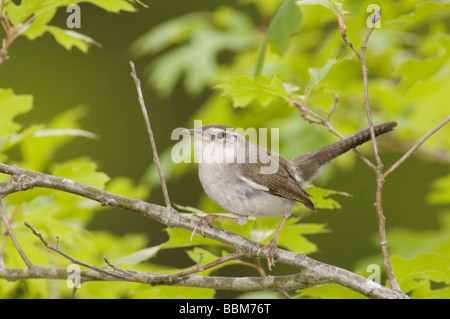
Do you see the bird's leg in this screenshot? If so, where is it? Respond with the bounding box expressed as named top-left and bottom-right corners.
top-left (257, 215), bottom-right (289, 271)
top-left (190, 214), bottom-right (246, 242)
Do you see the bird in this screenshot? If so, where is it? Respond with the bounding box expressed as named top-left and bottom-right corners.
top-left (183, 121), bottom-right (397, 269)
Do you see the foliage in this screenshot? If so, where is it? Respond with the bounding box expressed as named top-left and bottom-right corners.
top-left (0, 0), bottom-right (449, 299)
top-left (4, 0), bottom-right (137, 53)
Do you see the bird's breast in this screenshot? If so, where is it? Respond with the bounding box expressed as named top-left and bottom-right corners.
top-left (198, 163), bottom-right (293, 218)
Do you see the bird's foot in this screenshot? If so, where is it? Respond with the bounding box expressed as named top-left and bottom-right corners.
top-left (190, 214), bottom-right (218, 242)
top-left (257, 237), bottom-right (278, 271)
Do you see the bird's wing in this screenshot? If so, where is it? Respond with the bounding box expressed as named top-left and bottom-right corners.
top-left (240, 155), bottom-right (316, 211)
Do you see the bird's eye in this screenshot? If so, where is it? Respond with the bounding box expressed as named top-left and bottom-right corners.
top-left (216, 132), bottom-right (224, 140)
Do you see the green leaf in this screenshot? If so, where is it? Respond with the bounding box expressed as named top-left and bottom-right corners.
top-left (149, 27), bottom-right (251, 96)
top-left (86, 0), bottom-right (136, 13)
top-left (0, 125), bottom-right (39, 157)
top-left (277, 220), bottom-right (328, 254)
top-left (296, 0), bottom-right (344, 15)
top-left (142, 8), bottom-right (253, 96)
top-left (45, 26), bottom-right (100, 53)
top-left (131, 12), bottom-right (211, 56)
top-left (6, 0), bottom-right (135, 26)
top-left (216, 75), bottom-right (290, 108)
top-left (394, 54), bottom-right (449, 93)
top-left (34, 128), bottom-right (98, 140)
top-left (20, 106), bottom-right (92, 171)
top-left (306, 58), bottom-right (337, 93)
top-left (410, 280), bottom-right (450, 299)
top-left (5, 0), bottom-right (134, 55)
top-left (111, 243), bottom-right (166, 266)
top-left (255, 0), bottom-right (302, 76)
top-left (305, 186), bottom-right (350, 210)
top-left (387, 226), bottom-right (450, 260)
top-left (51, 157), bottom-right (110, 189)
top-left (164, 226), bottom-right (222, 248)
top-left (386, 2), bottom-right (450, 29)
top-left (316, 56), bottom-right (361, 93)
top-left (22, 9), bottom-right (56, 40)
top-left (391, 253), bottom-right (450, 293)
top-left (0, 89), bottom-right (33, 137)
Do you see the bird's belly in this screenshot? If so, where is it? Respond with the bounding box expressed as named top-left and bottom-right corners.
top-left (199, 163), bottom-right (293, 218)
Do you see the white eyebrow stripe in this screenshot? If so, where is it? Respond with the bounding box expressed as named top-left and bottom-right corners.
top-left (239, 175), bottom-right (270, 192)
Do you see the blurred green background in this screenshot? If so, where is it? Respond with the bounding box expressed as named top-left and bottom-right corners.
top-left (0, 0), bottom-right (449, 298)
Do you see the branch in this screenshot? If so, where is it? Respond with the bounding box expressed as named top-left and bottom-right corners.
top-left (0, 1), bottom-right (37, 64)
top-left (0, 200), bottom-right (33, 268)
top-left (24, 222), bottom-right (130, 282)
top-left (356, 9), bottom-right (402, 291)
top-left (384, 115), bottom-right (450, 179)
top-left (129, 61), bottom-right (172, 209)
top-left (360, 9), bottom-right (383, 170)
top-left (0, 261), bottom-right (406, 298)
top-left (291, 94), bottom-right (376, 170)
top-left (168, 250), bottom-right (246, 281)
top-left (0, 162), bottom-right (408, 298)
top-left (336, 8), bottom-right (402, 291)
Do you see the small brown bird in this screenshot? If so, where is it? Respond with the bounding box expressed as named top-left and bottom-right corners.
top-left (184, 122), bottom-right (397, 269)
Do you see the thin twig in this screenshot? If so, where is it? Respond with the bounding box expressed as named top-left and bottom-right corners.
top-left (168, 251), bottom-right (245, 281)
top-left (325, 94), bottom-right (339, 122)
top-left (0, 201), bottom-right (33, 268)
top-left (129, 61), bottom-right (171, 209)
top-left (292, 96), bottom-right (376, 170)
top-left (360, 9), bottom-right (383, 170)
top-left (24, 222), bottom-right (130, 281)
top-left (70, 286), bottom-right (78, 299)
top-left (336, 14), bottom-right (361, 60)
top-left (103, 256), bottom-right (145, 282)
top-left (384, 115), bottom-right (450, 179)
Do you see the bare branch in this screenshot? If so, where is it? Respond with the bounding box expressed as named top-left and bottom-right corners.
top-left (0, 200), bottom-right (33, 268)
top-left (24, 222), bottom-right (129, 281)
top-left (360, 12), bottom-right (382, 170)
top-left (336, 13), bottom-right (361, 60)
top-left (168, 250), bottom-right (246, 281)
top-left (291, 96), bottom-right (376, 170)
top-left (384, 115), bottom-right (450, 179)
top-left (129, 61), bottom-right (172, 209)
top-left (325, 94), bottom-right (339, 122)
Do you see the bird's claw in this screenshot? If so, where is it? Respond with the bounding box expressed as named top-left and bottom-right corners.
top-left (190, 214), bottom-right (217, 242)
top-left (257, 238), bottom-right (278, 271)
